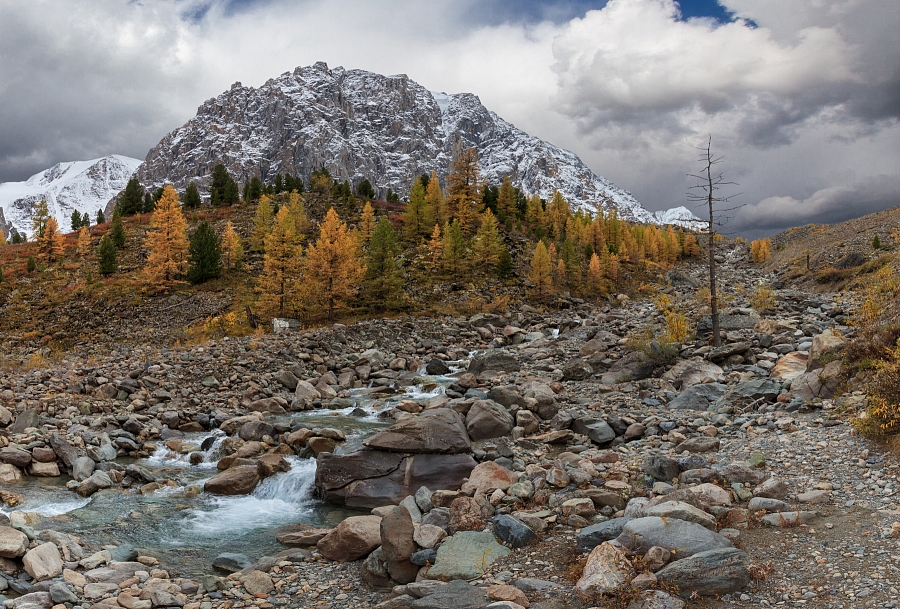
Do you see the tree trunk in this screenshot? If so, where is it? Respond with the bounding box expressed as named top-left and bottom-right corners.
top-left (707, 156), bottom-right (721, 347)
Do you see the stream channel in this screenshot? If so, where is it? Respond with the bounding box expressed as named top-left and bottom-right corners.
top-left (1, 366), bottom-right (463, 577)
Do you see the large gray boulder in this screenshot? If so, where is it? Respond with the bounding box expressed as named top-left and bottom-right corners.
top-left (203, 467), bottom-right (260, 496)
top-left (467, 350), bottom-right (519, 375)
top-left (0, 526), bottom-right (29, 558)
top-left (465, 400), bottom-right (514, 440)
top-left (426, 531), bottom-right (510, 581)
top-left (668, 383), bottom-right (728, 410)
top-left (655, 548), bottom-right (751, 596)
top-left (571, 417), bottom-right (616, 445)
top-left (661, 358), bottom-right (723, 388)
top-left (316, 450), bottom-right (476, 509)
top-left (364, 409), bottom-right (471, 454)
top-left (576, 518), bottom-right (631, 553)
top-left (615, 517), bottom-right (733, 559)
top-left (410, 579), bottom-right (489, 609)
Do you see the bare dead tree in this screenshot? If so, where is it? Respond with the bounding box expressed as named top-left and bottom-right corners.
top-left (688, 137), bottom-right (742, 347)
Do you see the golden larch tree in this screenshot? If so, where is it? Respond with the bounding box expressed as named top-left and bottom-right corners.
top-left (588, 252), bottom-right (603, 294)
top-left (360, 201), bottom-right (376, 243)
top-left (446, 147), bottom-right (482, 233)
top-left (427, 223), bottom-right (443, 267)
top-left (528, 241), bottom-right (553, 301)
top-left (546, 190), bottom-right (571, 239)
top-left (222, 220), bottom-right (245, 270)
top-left (496, 175), bottom-right (517, 222)
top-left (250, 194), bottom-right (274, 252)
top-left (473, 209), bottom-right (502, 271)
top-left (38, 216), bottom-right (65, 262)
top-left (143, 185), bottom-right (189, 289)
top-left (302, 208), bottom-right (365, 319)
top-left (425, 170), bottom-right (447, 226)
top-left (257, 207), bottom-right (303, 318)
top-left (286, 190), bottom-right (308, 235)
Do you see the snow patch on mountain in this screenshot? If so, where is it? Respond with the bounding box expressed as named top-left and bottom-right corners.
top-left (652, 206), bottom-right (706, 228)
top-left (0, 155), bottom-right (141, 238)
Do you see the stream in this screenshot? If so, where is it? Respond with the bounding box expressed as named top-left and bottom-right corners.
top-left (2, 371), bottom-right (461, 577)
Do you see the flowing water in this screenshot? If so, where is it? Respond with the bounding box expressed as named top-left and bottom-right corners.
top-left (3, 369), bottom-right (463, 577)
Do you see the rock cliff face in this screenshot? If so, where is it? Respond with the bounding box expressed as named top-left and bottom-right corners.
top-left (0, 155), bottom-right (140, 237)
top-left (135, 62), bottom-right (656, 221)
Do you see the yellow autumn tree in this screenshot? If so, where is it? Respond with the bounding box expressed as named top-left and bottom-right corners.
top-left (222, 221), bottom-right (245, 270)
top-left (750, 238), bottom-right (772, 263)
top-left (360, 201), bottom-right (376, 243)
top-left (143, 185), bottom-right (188, 289)
top-left (588, 252), bottom-right (603, 294)
top-left (37, 216), bottom-right (65, 262)
top-left (425, 170), bottom-right (447, 226)
top-left (473, 209), bottom-right (502, 271)
top-left (528, 241), bottom-right (553, 301)
top-left (427, 223), bottom-right (443, 267)
top-left (286, 190), bottom-right (308, 235)
top-left (496, 175), bottom-right (517, 222)
top-left (546, 190), bottom-right (571, 239)
top-left (446, 147), bottom-right (482, 233)
top-left (302, 208), bottom-right (365, 319)
top-left (683, 233), bottom-right (701, 257)
top-left (250, 194), bottom-right (274, 252)
top-left (257, 207), bottom-right (302, 318)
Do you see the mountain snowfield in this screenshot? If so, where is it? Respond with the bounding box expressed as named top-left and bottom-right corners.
top-left (0, 155), bottom-right (141, 238)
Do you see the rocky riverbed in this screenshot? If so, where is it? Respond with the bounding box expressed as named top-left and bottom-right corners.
top-left (1, 248), bottom-right (898, 609)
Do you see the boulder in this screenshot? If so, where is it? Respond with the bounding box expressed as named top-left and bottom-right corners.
top-left (625, 590), bottom-right (685, 609)
top-left (72, 456), bottom-right (96, 481)
top-left (0, 463), bottom-right (22, 484)
top-left (203, 467), bottom-right (260, 496)
top-left (413, 524), bottom-right (447, 549)
top-left (687, 483), bottom-right (733, 509)
top-left (276, 526), bottom-right (332, 546)
top-left (492, 515), bottom-right (536, 549)
top-left (460, 461), bottom-right (515, 496)
top-left (449, 496), bottom-right (495, 532)
top-left (465, 400), bottom-right (514, 440)
top-left (8, 409), bottom-right (40, 434)
top-left (381, 506), bottom-right (418, 584)
top-left (317, 515), bottom-right (383, 561)
top-left (316, 451), bottom-right (477, 509)
top-left (425, 359), bottom-right (451, 376)
top-left (575, 542), bottom-right (634, 597)
top-left (807, 330), bottom-right (845, 371)
top-left (706, 341), bottom-right (753, 361)
top-left (0, 448), bottom-right (32, 468)
top-left (486, 386), bottom-right (527, 409)
top-left (643, 455), bottom-right (679, 482)
top-left (76, 470), bottom-right (113, 497)
top-left (561, 359), bottom-right (594, 381)
top-left (426, 531), bottom-right (510, 581)
top-left (571, 417), bottom-right (616, 445)
top-left (579, 337), bottom-right (608, 357)
top-left (723, 462), bottom-right (768, 486)
top-left (28, 461), bottom-right (60, 477)
top-left (5, 592), bottom-right (52, 609)
top-left (0, 526), bottom-right (30, 557)
top-left (668, 384), bottom-right (727, 411)
top-left (770, 352), bottom-right (808, 382)
top-left (661, 358), bottom-right (723, 388)
top-left (364, 409), bottom-right (471, 454)
top-left (576, 518), bottom-right (631, 553)
top-left (616, 517), bottom-right (733, 559)
top-left (23, 542), bottom-right (63, 581)
top-left (655, 548), bottom-right (750, 596)
top-left (791, 360), bottom-right (843, 400)
top-left (238, 420), bottom-right (275, 442)
top-left (468, 350), bottom-right (519, 374)
top-left (410, 579), bottom-right (489, 609)
top-left (242, 570), bottom-right (274, 596)
top-left (676, 437), bottom-right (720, 453)
top-left (644, 501), bottom-right (716, 530)
top-left (212, 553), bottom-right (251, 573)
top-left (601, 352), bottom-right (654, 385)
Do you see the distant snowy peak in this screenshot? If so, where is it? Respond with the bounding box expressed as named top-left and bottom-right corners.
top-left (0, 155), bottom-right (141, 237)
top-left (136, 62), bottom-right (659, 222)
top-left (652, 206), bottom-right (706, 228)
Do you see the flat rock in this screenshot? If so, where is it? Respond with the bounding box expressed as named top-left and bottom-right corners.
top-left (364, 409), bottom-right (471, 454)
top-left (576, 518), bottom-right (631, 553)
top-left (22, 542), bottom-right (63, 581)
top-left (616, 517), bottom-right (733, 559)
top-left (460, 461), bottom-right (515, 496)
top-left (770, 352), bottom-right (808, 382)
top-left (676, 437), bottom-right (720, 453)
top-left (644, 501), bottom-right (717, 530)
top-left (655, 548), bottom-right (750, 596)
top-left (203, 467), bottom-right (260, 495)
top-left (468, 350), bottom-right (519, 374)
top-left (426, 531), bottom-right (510, 581)
top-left (661, 358), bottom-right (723, 388)
top-left (760, 511), bottom-right (818, 527)
top-left (410, 579), bottom-right (489, 609)
top-left (668, 384), bottom-right (728, 411)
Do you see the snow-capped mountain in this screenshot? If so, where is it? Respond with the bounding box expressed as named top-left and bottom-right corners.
top-left (0, 155), bottom-right (141, 238)
top-left (136, 62), bottom-right (660, 221)
top-left (652, 206), bottom-right (705, 229)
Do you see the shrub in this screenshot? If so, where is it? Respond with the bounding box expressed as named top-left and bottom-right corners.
top-left (663, 310), bottom-right (691, 344)
top-left (750, 283), bottom-right (776, 312)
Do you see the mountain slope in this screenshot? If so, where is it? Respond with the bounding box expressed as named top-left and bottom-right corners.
top-left (135, 62), bottom-right (662, 222)
top-left (0, 155), bottom-right (141, 237)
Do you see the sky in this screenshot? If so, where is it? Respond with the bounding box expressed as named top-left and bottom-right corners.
top-left (1, 0), bottom-right (898, 237)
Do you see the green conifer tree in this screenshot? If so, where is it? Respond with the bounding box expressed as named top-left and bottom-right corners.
top-left (26, 255), bottom-right (37, 273)
top-left (441, 219), bottom-right (467, 276)
top-left (402, 180), bottom-right (431, 240)
top-left (187, 222), bottom-right (222, 284)
top-left (97, 234), bottom-right (117, 275)
top-left (365, 217), bottom-right (405, 309)
top-left (70, 209), bottom-right (83, 232)
top-left (110, 206), bottom-right (126, 248)
top-left (82, 212), bottom-right (90, 228)
top-left (120, 177), bottom-right (145, 216)
top-left (96, 209), bottom-right (106, 225)
top-left (32, 199), bottom-right (51, 239)
top-left (184, 182), bottom-right (202, 209)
